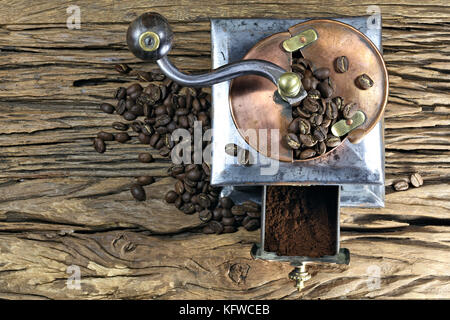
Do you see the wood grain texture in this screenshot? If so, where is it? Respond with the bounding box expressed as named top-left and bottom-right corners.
top-left (0, 0), bottom-right (449, 299)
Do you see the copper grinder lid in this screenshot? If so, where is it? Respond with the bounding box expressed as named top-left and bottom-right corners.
top-left (229, 19), bottom-right (389, 162)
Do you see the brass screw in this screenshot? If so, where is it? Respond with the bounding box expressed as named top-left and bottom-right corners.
top-left (289, 264), bottom-right (311, 291)
top-left (277, 72), bottom-right (301, 99)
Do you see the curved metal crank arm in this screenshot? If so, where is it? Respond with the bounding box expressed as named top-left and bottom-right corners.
top-left (126, 12), bottom-right (304, 102)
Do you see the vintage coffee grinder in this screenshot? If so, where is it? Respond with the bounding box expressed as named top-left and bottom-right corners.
top-left (127, 12), bottom-right (388, 290)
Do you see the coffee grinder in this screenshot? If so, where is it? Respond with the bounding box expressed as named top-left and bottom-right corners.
top-left (126, 12), bottom-right (388, 290)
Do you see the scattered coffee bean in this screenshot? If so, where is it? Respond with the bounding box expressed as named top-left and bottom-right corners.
top-left (300, 149), bottom-right (316, 159)
top-left (342, 102), bottom-right (358, 119)
top-left (114, 63), bottom-right (131, 74)
top-left (285, 133), bottom-right (301, 149)
top-left (112, 122), bottom-right (129, 131)
top-left (97, 131), bottom-right (114, 141)
top-left (199, 210), bottom-right (213, 223)
top-left (93, 138), bottom-right (106, 153)
top-left (410, 173), bottom-right (424, 188)
top-left (138, 152), bottom-right (154, 163)
top-left (115, 132), bottom-right (130, 143)
top-left (100, 103), bottom-right (115, 114)
top-left (136, 176), bottom-right (155, 186)
top-left (313, 67), bottom-right (330, 80)
top-left (130, 184), bottom-right (146, 201)
top-left (393, 180), bottom-right (409, 191)
top-left (165, 190), bottom-right (178, 203)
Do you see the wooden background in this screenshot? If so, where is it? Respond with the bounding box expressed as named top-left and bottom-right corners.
top-left (0, 0), bottom-right (449, 299)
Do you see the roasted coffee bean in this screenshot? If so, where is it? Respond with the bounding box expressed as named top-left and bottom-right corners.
top-left (355, 74), bottom-right (374, 90)
top-left (299, 118), bottom-right (311, 135)
top-left (135, 70), bottom-right (152, 82)
top-left (165, 190), bottom-right (178, 203)
top-left (223, 226), bottom-right (237, 233)
top-left (125, 98), bottom-right (134, 110)
top-left (342, 102), bottom-right (358, 119)
top-left (114, 87), bottom-right (127, 100)
top-left (199, 210), bottom-right (213, 223)
top-left (307, 89), bottom-right (321, 100)
top-left (313, 67), bottom-right (330, 80)
top-left (197, 193), bottom-right (211, 209)
top-left (410, 173), bottom-right (424, 188)
top-left (138, 152), bottom-right (154, 163)
top-left (393, 180), bottom-right (409, 191)
top-left (114, 63), bottom-right (131, 74)
top-left (212, 208), bottom-right (223, 221)
top-left (100, 103), bottom-right (115, 114)
top-left (149, 133), bottom-right (160, 147)
top-left (321, 117), bottom-right (332, 128)
top-left (335, 56), bottom-right (349, 73)
top-left (178, 115), bottom-right (189, 128)
top-left (115, 132), bottom-right (130, 143)
top-left (296, 107), bottom-right (311, 118)
top-left (126, 83), bottom-right (143, 97)
top-left (136, 176), bottom-right (155, 186)
top-left (222, 216), bottom-right (235, 226)
top-left (221, 208), bottom-right (233, 218)
top-left (201, 162), bottom-right (211, 176)
top-left (181, 192), bottom-right (192, 203)
top-left (316, 141), bottom-right (327, 155)
top-left (138, 132), bottom-right (151, 144)
top-left (155, 126), bottom-right (169, 134)
top-left (97, 131), bottom-right (114, 141)
top-left (225, 143), bottom-right (238, 156)
top-left (244, 219), bottom-right (260, 231)
top-left (181, 203), bottom-right (196, 214)
top-left (202, 225), bottom-right (215, 234)
top-left (174, 180), bottom-right (185, 195)
top-left (300, 148), bottom-right (316, 159)
top-left (288, 118), bottom-right (299, 133)
top-left (242, 201), bottom-right (261, 212)
top-left (299, 134), bottom-right (317, 147)
top-left (303, 97), bottom-right (319, 113)
top-left (166, 121), bottom-right (177, 132)
top-left (317, 79), bottom-right (334, 98)
top-left (333, 96), bottom-right (344, 110)
top-left (130, 121), bottom-right (142, 133)
top-left (185, 164), bottom-right (198, 172)
top-left (292, 63), bottom-right (306, 74)
top-left (219, 197), bottom-right (234, 209)
top-left (285, 133), bottom-right (301, 150)
top-left (130, 184), bottom-right (146, 201)
top-left (237, 148), bottom-right (253, 166)
top-left (310, 114), bottom-right (323, 126)
top-left (231, 205), bottom-right (246, 216)
top-left (155, 114), bottom-right (171, 127)
top-left (313, 126), bottom-right (327, 142)
top-left (246, 209), bottom-right (261, 218)
top-left (123, 111), bottom-right (137, 121)
top-left (169, 165), bottom-right (184, 177)
top-left (301, 76), bottom-right (313, 91)
top-left (209, 221), bottom-right (224, 234)
top-left (326, 136), bottom-right (341, 148)
top-left (154, 105), bottom-right (167, 116)
top-left (112, 122), bottom-right (129, 131)
top-left (186, 169), bottom-right (202, 182)
top-left (116, 99), bottom-right (127, 115)
top-left (325, 100), bottom-right (338, 119)
top-left (159, 146), bottom-right (171, 157)
top-left (93, 138), bottom-right (106, 153)
top-left (174, 197), bottom-right (183, 209)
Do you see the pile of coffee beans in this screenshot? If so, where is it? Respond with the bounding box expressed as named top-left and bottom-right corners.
top-left (93, 63), bottom-right (260, 234)
top-left (286, 55), bottom-right (369, 160)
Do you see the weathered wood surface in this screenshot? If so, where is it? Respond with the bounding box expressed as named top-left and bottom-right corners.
top-left (0, 0), bottom-right (449, 299)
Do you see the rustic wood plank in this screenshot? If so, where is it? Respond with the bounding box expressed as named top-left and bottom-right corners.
top-left (0, 0), bottom-right (449, 299)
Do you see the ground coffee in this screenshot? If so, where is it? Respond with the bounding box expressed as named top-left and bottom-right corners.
top-left (264, 185), bottom-right (338, 257)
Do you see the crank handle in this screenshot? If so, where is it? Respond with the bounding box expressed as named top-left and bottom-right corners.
top-left (126, 12), bottom-right (304, 102)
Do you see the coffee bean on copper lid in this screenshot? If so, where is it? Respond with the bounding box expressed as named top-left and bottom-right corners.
top-left (136, 176), bottom-right (155, 186)
top-left (130, 184), bottom-right (146, 201)
top-left (300, 149), bottom-right (317, 160)
top-left (355, 74), bottom-right (374, 90)
top-left (335, 56), bottom-right (349, 73)
top-left (342, 102), bottom-right (358, 119)
top-left (97, 131), bottom-right (114, 141)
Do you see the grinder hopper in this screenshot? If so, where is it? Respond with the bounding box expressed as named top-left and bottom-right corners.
top-left (126, 13), bottom-right (388, 290)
